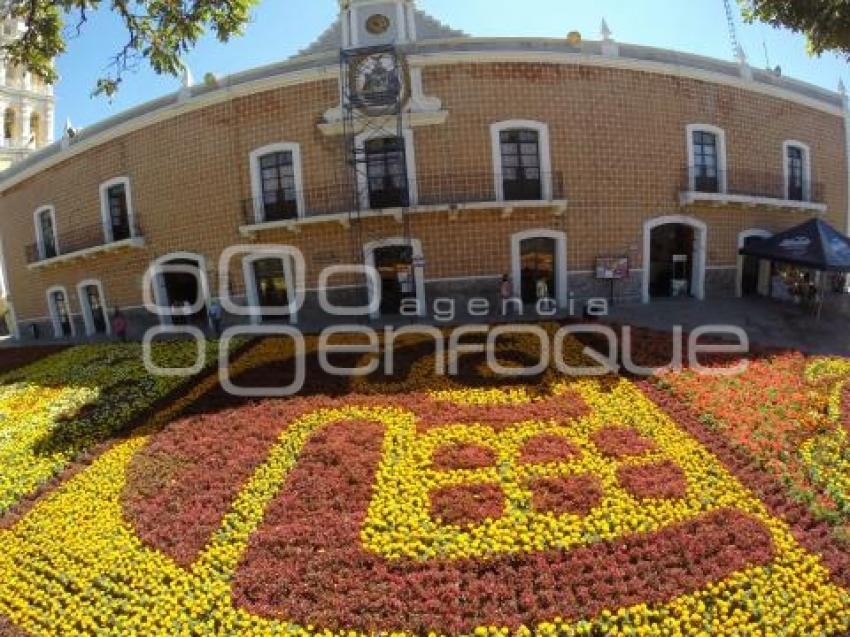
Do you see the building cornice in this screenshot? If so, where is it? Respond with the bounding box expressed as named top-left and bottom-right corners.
top-left (0, 37), bottom-right (844, 193)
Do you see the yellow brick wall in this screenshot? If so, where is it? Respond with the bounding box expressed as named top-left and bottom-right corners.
top-left (0, 61), bottom-right (845, 323)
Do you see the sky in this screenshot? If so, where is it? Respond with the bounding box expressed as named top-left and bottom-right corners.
top-left (53, 0), bottom-right (849, 137)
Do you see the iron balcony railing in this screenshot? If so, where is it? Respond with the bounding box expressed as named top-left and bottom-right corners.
top-left (683, 166), bottom-right (826, 203)
top-left (242, 171), bottom-right (567, 225)
top-left (25, 220), bottom-right (143, 264)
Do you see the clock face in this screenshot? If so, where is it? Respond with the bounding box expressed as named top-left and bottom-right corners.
top-left (365, 13), bottom-right (391, 35)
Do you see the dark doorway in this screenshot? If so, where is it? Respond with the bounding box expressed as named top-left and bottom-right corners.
top-left (740, 236), bottom-right (765, 297)
top-left (161, 259), bottom-right (206, 325)
top-left (374, 244), bottom-right (415, 316)
top-left (649, 224), bottom-right (695, 298)
top-left (252, 258), bottom-right (290, 322)
top-left (519, 237), bottom-right (556, 304)
top-left (83, 284), bottom-right (108, 334)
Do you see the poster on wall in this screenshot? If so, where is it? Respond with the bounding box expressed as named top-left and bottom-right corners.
top-left (595, 256), bottom-right (629, 280)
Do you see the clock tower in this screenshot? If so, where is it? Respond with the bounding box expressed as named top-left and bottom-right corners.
top-left (339, 0), bottom-right (417, 49)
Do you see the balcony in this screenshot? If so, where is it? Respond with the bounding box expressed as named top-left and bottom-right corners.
top-left (679, 167), bottom-right (827, 213)
top-left (239, 171), bottom-right (568, 236)
top-left (26, 221), bottom-right (145, 269)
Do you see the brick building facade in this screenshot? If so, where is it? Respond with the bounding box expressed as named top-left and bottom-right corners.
top-left (0, 0), bottom-right (847, 340)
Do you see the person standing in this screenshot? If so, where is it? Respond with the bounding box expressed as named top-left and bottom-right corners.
top-left (111, 308), bottom-right (128, 342)
top-left (208, 299), bottom-right (223, 337)
top-left (181, 300), bottom-right (193, 326)
top-left (500, 274), bottom-right (513, 316)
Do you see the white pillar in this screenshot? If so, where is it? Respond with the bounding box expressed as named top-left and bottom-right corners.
top-left (0, 100), bottom-right (7, 148)
top-left (0, 60), bottom-right (6, 87)
top-left (23, 71), bottom-right (31, 91)
top-left (45, 105), bottom-right (54, 143)
top-left (20, 103), bottom-right (31, 147)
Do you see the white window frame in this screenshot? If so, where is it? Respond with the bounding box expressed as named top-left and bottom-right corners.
top-left (686, 124), bottom-right (728, 194)
top-left (99, 176), bottom-right (136, 243)
top-left (641, 214), bottom-right (708, 303)
top-left (76, 278), bottom-right (110, 336)
top-left (364, 236), bottom-right (426, 320)
top-left (46, 284), bottom-right (75, 338)
top-left (490, 120), bottom-right (553, 202)
top-left (736, 228), bottom-right (773, 298)
top-left (510, 228), bottom-right (568, 309)
top-left (242, 251), bottom-right (299, 325)
top-left (783, 140), bottom-right (812, 202)
top-left (148, 251), bottom-right (212, 327)
top-left (249, 142), bottom-right (306, 223)
top-left (354, 128), bottom-right (418, 211)
top-left (33, 205), bottom-right (58, 260)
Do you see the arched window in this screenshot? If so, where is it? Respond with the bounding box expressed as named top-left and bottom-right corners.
top-left (29, 111), bottom-right (40, 145)
top-left (490, 120), bottom-right (553, 201)
top-left (46, 286), bottom-right (75, 338)
top-left (686, 124), bottom-right (728, 194)
top-left (3, 108), bottom-right (15, 143)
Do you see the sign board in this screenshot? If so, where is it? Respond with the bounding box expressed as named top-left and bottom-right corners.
top-left (595, 256), bottom-right (629, 280)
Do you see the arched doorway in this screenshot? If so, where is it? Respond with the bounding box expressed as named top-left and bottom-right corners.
top-left (243, 252), bottom-right (297, 325)
top-left (150, 252), bottom-right (210, 326)
top-left (737, 229), bottom-right (772, 298)
top-left (364, 237), bottom-right (426, 319)
top-left (642, 215), bottom-right (706, 303)
top-left (510, 229), bottom-right (568, 308)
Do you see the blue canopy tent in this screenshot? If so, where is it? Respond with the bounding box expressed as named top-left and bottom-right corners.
top-left (739, 218), bottom-right (850, 317)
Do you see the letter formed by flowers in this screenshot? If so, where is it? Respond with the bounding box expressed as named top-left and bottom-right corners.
top-left (0, 337), bottom-right (848, 635)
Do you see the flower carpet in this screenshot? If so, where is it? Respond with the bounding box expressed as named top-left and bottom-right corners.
top-left (0, 330), bottom-right (848, 635)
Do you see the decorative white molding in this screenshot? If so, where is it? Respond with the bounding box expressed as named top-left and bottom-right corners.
top-left (641, 214), bottom-right (707, 304)
top-left (238, 198), bottom-right (568, 237)
top-left (490, 119), bottom-right (552, 201)
top-left (510, 228), bottom-right (568, 309)
top-left (248, 142), bottom-right (306, 222)
top-left (27, 236), bottom-right (145, 270)
top-left (678, 190), bottom-right (826, 213)
top-left (318, 109), bottom-right (448, 136)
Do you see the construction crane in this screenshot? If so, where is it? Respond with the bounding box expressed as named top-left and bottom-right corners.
top-left (723, 0), bottom-right (742, 60)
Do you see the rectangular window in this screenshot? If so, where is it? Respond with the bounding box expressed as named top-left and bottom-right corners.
top-left (500, 129), bottom-right (542, 201)
top-left (365, 137), bottom-right (408, 209)
top-left (51, 291), bottom-right (71, 337)
top-left (38, 210), bottom-right (57, 259)
top-left (106, 184), bottom-right (131, 241)
top-left (787, 146), bottom-right (805, 201)
top-left (259, 152), bottom-right (298, 221)
top-left (692, 131), bottom-right (719, 193)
